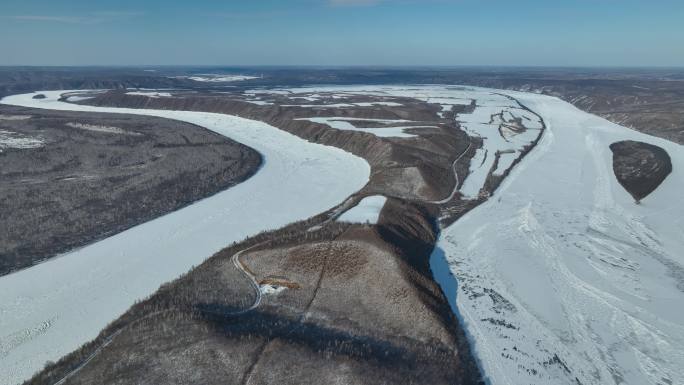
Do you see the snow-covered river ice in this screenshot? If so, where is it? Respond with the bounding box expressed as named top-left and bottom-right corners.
top-left (433, 90), bottom-right (684, 385)
top-left (0, 91), bottom-right (370, 385)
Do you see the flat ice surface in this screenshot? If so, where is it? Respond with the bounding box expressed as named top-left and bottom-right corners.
top-left (244, 99), bottom-right (273, 106)
top-left (299, 117), bottom-right (435, 138)
top-left (186, 75), bottom-right (258, 82)
top-left (492, 151), bottom-right (518, 176)
top-left (433, 90), bottom-right (684, 385)
top-left (0, 91), bottom-right (370, 385)
top-left (337, 195), bottom-right (387, 224)
top-left (65, 96), bottom-right (94, 102)
top-left (125, 91), bottom-right (172, 98)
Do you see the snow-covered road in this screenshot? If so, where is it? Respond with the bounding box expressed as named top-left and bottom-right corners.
top-left (0, 91), bottom-right (370, 385)
top-left (433, 91), bottom-right (684, 385)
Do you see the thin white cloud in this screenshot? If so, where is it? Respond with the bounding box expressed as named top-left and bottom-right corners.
top-left (328, 0), bottom-right (457, 6)
top-left (328, 0), bottom-right (384, 5)
top-left (211, 10), bottom-right (291, 20)
top-left (9, 15), bottom-right (89, 24)
top-left (7, 11), bottom-right (142, 25)
top-left (91, 11), bottom-right (144, 17)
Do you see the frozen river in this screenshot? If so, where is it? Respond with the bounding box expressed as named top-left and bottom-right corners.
top-left (0, 91), bottom-right (370, 385)
top-left (433, 90), bottom-right (684, 385)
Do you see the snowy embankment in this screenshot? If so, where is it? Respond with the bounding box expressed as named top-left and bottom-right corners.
top-left (0, 91), bottom-right (370, 385)
top-left (433, 90), bottom-right (684, 385)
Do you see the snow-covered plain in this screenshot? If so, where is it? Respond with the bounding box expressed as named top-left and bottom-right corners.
top-left (337, 195), bottom-right (387, 224)
top-left (125, 91), bottom-right (173, 98)
top-left (353, 101), bottom-right (403, 107)
top-left (297, 117), bottom-right (436, 138)
top-left (244, 99), bottom-right (273, 106)
top-left (64, 95), bottom-right (94, 102)
top-left (491, 151), bottom-right (517, 176)
top-left (184, 74), bottom-right (259, 83)
top-left (0, 91), bottom-right (370, 385)
top-left (433, 90), bottom-right (684, 385)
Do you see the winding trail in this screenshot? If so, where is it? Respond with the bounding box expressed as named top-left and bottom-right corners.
top-left (430, 142), bottom-right (473, 204)
top-left (50, 239), bottom-right (269, 385)
top-left (48, 214), bottom-right (339, 385)
top-left (52, 328), bottom-right (126, 385)
top-left (231, 245), bottom-right (263, 314)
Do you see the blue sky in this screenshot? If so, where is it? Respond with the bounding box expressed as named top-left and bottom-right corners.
top-left (1, 0), bottom-right (682, 67)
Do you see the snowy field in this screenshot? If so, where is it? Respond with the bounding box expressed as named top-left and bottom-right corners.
top-left (64, 95), bottom-right (94, 102)
top-left (244, 99), bottom-right (273, 106)
top-left (433, 91), bottom-right (684, 385)
top-left (183, 74), bottom-right (259, 82)
top-left (297, 117), bottom-right (437, 138)
top-left (337, 195), bottom-right (387, 224)
top-left (0, 91), bottom-right (370, 385)
top-left (125, 91), bottom-right (173, 98)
